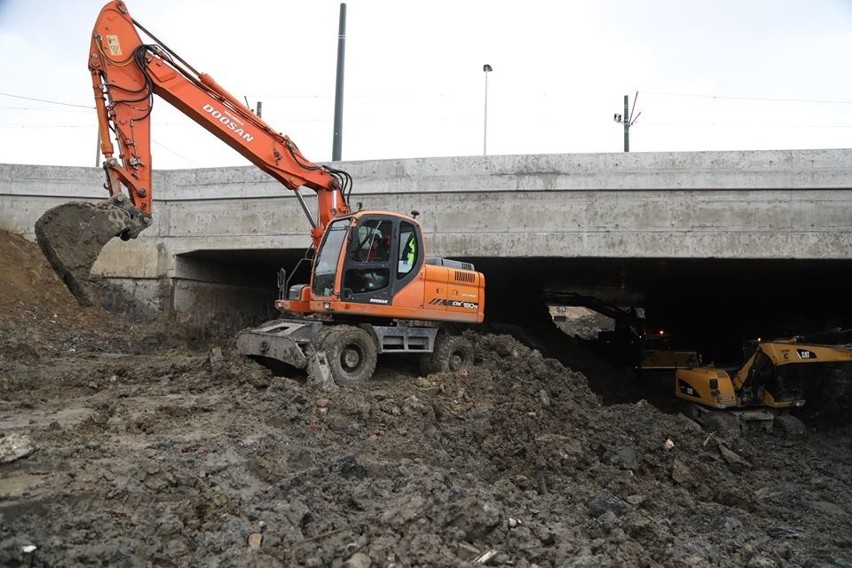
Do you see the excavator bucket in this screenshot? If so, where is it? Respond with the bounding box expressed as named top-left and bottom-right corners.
top-left (35, 195), bottom-right (150, 307)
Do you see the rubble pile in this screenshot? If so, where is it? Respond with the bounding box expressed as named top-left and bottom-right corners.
top-left (1, 230), bottom-right (850, 567)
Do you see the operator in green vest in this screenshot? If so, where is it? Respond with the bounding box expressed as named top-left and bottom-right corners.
top-left (405, 236), bottom-right (416, 266)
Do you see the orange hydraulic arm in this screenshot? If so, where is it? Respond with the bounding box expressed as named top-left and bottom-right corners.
top-left (89, 0), bottom-right (351, 249)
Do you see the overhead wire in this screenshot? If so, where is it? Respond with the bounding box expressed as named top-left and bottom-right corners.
top-left (643, 91), bottom-right (852, 106)
top-left (0, 91), bottom-right (93, 109)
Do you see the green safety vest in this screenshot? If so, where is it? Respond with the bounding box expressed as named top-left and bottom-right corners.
top-left (406, 238), bottom-right (416, 264)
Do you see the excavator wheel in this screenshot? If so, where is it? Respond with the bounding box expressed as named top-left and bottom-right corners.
top-left (420, 333), bottom-right (475, 375)
top-left (702, 412), bottom-right (739, 436)
top-left (320, 326), bottom-right (377, 384)
top-left (34, 195), bottom-right (151, 307)
top-left (773, 414), bottom-right (806, 439)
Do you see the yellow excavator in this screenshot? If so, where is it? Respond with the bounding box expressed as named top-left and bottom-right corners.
top-left (675, 331), bottom-right (852, 436)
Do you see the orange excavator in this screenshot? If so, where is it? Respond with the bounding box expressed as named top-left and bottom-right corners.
top-left (36, 0), bottom-right (485, 384)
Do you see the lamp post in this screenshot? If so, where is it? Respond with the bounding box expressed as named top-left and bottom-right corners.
top-left (483, 64), bottom-right (492, 155)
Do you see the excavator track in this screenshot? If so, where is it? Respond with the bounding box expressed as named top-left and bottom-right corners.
top-left (35, 194), bottom-right (150, 307)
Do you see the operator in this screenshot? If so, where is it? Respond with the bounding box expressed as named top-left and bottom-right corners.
top-left (405, 236), bottom-right (416, 266)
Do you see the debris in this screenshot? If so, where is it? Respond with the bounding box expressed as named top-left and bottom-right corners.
top-left (457, 542), bottom-right (481, 561)
top-left (0, 433), bottom-right (36, 463)
top-left (718, 443), bottom-right (751, 467)
top-left (474, 549), bottom-right (499, 564)
top-left (663, 438), bottom-right (675, 450)
top-left (21, 545), bottom-right (37, 554)
top-left (209, 347), bottom-right (224, 366)
top-left (767, 526), bottom-right (801, 539)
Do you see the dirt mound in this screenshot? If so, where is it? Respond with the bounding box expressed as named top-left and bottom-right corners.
top-left (1, 229), bottom-right (851, 567)
top-left (0, 230), bottom-right (126, 360)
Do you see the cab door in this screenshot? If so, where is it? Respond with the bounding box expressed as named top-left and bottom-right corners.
top-left (339, 215), bottom-right (424, 306)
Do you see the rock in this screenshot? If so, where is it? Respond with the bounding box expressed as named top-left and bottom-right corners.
top-left (724, 516), bottom-right (743, 531)
top-left (746, 555), bottom-right (777, 567)
top-left (626, 495), bottom-right (646, 506)
top-left (671, 458), bottom-right (693, 485)
top-left (588, 492), bottom-right (628, 518)
top-left (807, 500), bottom-right (845, 516)
top-left (610, 447), bottom-right (639, 470)
top-left (248, 532), bottom-right (263, 550)
top-left (0, 433), bottom-right (36, 463)
top-left (343, 551), bottom-right (371, 568)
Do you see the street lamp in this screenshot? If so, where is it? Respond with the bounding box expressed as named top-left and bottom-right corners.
top-left (483, 64), bottom-right (492, 155)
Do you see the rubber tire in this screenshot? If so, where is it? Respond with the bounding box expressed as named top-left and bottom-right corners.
top-left (321, 326), bottom-right (377, 384)
top-left (420, 334), bottom-right (474, 375)
top-left (703, 412), bottom-right (738, 435)
top-left (774, 414), bottom-right (806, 439)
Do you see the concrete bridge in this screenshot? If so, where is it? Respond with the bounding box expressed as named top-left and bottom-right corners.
top-left (2, 148), bottom-right (851, 335)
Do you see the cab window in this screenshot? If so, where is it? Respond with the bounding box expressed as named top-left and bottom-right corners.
top-left (350, 219), bottom-right (392, 263)
top-left (397, 221), bottom-right (419, 278)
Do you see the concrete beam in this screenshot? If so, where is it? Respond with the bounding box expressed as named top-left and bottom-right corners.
top-left (2, 149), bottom-right (851, 326)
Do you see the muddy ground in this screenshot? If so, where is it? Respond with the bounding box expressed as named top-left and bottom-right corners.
top-left (1, 229), bottom-right (851, 568)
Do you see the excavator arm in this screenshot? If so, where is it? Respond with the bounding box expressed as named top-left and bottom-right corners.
top-left (89, 0), bottom-right (350, 246)
top-left (37, 0), bottom-right (352, 306)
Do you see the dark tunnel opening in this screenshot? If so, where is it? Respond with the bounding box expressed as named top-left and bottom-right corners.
top-left (473, 256), bottom-right (852, 365)
top-left (176, 249), bottom-right (852, 407)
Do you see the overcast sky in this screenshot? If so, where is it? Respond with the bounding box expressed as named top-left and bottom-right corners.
top-left (1, 0), bottom-right (850, 169)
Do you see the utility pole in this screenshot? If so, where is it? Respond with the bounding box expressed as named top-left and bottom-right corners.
top-left (483, 64), bottom-right (492, 155)
top-left (332, 3), bottom-right (346, 161)
top-left (614, 92), bottom-right (641, 152)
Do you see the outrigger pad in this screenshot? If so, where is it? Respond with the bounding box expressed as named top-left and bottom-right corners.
top-left (34, 195), bottom-right (150, 307)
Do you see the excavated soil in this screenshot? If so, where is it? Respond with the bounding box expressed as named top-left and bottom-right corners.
top-left (1, 229), bottom-right (851, 568)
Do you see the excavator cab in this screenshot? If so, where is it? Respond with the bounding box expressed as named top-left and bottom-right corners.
top-left (279, 211), bottom-right (447, 320)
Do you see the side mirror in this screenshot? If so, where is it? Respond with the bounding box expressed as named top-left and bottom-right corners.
top-left (277, 268), bottom-right (287, 299)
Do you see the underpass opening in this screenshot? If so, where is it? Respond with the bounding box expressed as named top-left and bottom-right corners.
top-left (169, 250), bottom-right (852, 410)
top-left (472, 256), bottom-right (852, 408)
top-left (172, 248), bottom-right (310, 334)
